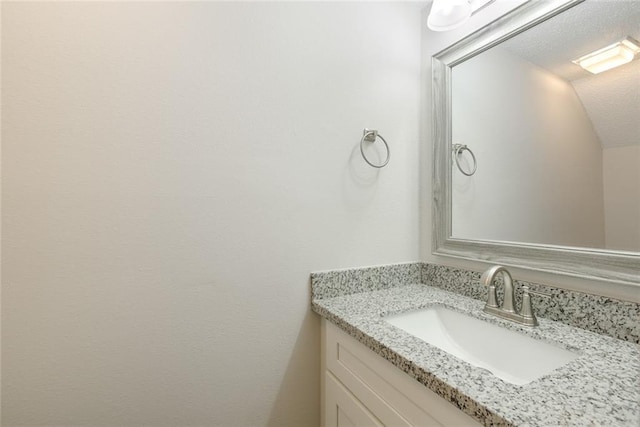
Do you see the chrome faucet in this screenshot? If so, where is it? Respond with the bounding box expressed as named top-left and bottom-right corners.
top-left (481, 265), bottom-right (538, 326)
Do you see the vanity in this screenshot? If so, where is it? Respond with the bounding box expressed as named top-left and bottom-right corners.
top-left (312, 264), bottom-right (640, 426)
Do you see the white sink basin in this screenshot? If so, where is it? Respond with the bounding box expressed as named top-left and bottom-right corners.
top-left (384, 306), bottom-right (579, 385)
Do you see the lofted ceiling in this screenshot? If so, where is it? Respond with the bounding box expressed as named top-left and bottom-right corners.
top-left (499, 0), bottom-right (640, 148)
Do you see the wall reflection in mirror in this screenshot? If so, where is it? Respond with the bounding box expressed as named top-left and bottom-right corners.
top-left (451, 0), bottom-right (640, 253)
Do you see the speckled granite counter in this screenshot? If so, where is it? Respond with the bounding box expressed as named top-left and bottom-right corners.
top-left (312, 283), bottom-right (640, 426)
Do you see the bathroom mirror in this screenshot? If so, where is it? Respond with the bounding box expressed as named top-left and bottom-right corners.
top-left (432, 0), bottom-right (640, 285)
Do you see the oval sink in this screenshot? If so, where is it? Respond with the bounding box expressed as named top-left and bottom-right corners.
top-left (383, 306), bottom-right (579, 385)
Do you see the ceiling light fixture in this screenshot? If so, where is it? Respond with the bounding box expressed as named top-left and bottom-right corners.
top-left (427, 0), bottom-right (495, 32)
top-left (572, 37), bottom-right (640, 74)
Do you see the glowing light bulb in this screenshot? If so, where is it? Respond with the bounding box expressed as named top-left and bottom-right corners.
top-left (573, 37), bottom-right (640, 74)
top-left (427, 0), bottom-right (471, 32)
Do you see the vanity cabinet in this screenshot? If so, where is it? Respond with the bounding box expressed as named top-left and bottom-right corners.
top-left (321, 319), bottom-right (479, 427)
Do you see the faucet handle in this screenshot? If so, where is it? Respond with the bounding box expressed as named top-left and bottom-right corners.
top-left (486, 284), bottom-right (499, 308)
top-left (480, 265), bottom-right (507, 309)
top-left (520, 286), bottom-right (538, 326)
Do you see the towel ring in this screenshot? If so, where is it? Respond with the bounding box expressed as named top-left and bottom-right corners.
top-left (453, 143), bottom-right (477, 176)
top-left (360, 129), bottom-right (390, 168)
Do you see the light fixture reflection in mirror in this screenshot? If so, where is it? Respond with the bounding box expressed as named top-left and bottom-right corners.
top-left (573, 37), bottom-right (640, 74)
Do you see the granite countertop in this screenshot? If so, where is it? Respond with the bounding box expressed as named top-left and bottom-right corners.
top-left (312, 282), bottom-right (640, 426)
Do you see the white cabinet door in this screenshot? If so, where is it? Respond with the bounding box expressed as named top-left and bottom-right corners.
top-left (322, 319), bottom-right (480, 427)
top-left (325, 371), bottom-right (383, 427)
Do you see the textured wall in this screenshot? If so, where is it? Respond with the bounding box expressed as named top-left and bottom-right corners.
top-left (1, 2), bottom-right (422, 425)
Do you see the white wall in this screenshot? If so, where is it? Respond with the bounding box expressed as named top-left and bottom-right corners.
top-left (603, 145), bottom-right (640, 252)
top-left (451, 47), bottom-right (605, 248)
top-left (1, 2), bottom-right (423, 425)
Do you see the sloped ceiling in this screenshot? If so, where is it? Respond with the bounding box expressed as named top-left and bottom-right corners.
top-left (500, 0), bottom-right (640, 148)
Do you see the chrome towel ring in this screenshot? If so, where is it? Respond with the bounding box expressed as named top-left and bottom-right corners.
top-left (453, 143), bottom-right (477, 176)
top-left (360, 129), bottom-right (390, 168)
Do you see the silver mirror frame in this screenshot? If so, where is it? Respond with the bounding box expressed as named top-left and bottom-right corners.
top-left (432, 0), bottom-right (640, 286)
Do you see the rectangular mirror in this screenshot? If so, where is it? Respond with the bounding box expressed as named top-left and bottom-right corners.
top-left (432, 0), bottom-right (640, 285)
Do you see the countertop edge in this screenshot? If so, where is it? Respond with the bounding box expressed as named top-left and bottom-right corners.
top-left (312, 301), bottom-right (513, 426)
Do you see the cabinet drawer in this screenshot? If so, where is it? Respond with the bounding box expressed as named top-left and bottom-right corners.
top-left (325, 371), bottom-right (384, 427)
top-left (323, 319), bottom-right (479, 427)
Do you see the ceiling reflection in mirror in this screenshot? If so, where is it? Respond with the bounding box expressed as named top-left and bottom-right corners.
top-left (451, 0), bottom-right (640, 253)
